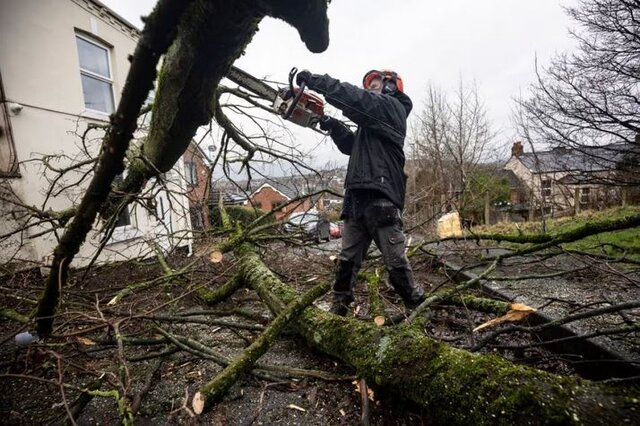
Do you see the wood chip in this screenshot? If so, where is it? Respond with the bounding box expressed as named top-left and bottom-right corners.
top-left (192, 391), bottom-right (205, 415)
top-left (76, 336), bottom-right (95, 346)
top-left (287, 404), bottom-right (306, 412)
top-left (473, 302), bottom-right (537, 332)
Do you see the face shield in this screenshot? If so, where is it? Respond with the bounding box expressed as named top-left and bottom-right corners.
top-left (363, 70), bottom-right (399, 94)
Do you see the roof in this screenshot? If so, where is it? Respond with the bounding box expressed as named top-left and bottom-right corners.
top-left (251, 183), bottom-right (295, 200)
top-left (210, 169), bottom-right (346, 207)
top-left (88, 0), bottom-right (141, 33)
top-left (248, 179), bottom-right (313, 200)
top-left (516, 143), bottom-right (640, 173)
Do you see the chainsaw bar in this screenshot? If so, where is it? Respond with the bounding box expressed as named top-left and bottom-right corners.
top-left (226, 66), bottom-right (279, 102)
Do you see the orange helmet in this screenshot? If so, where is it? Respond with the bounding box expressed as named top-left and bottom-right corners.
top-left (363, 69), bottom-right (404, 93)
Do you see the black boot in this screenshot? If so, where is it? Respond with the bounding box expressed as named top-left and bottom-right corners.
top-left (388, 267), bottom-right (425, 308)
top-left (329, 260), bottom-right (356, 316)
top-left (329, 292), bottom-right (354, 316)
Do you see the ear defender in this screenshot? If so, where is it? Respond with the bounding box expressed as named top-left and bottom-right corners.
top-left (363, 69), bottom-right (404, 93)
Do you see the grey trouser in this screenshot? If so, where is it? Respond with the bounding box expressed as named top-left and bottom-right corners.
top-left (334, 199), bottom-right (424, 305)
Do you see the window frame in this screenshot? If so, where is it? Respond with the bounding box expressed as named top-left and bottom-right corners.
top-left (579, 187), bottom-right (591, 205)
top-left (541, 179), bottom-right (552, 200)
top-left (75, 32), bottom-right (116, 114)
top-left (185, 161), bottom-right (198, 186)
top-left (112, 174), bottom-right (132, 229)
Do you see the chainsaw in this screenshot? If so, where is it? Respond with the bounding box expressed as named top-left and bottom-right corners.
top-left (226, 66), bottom-right (325, 129)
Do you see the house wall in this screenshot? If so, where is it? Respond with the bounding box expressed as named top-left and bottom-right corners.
top-left (0, 0), bottom-right (191, 267)
top-left (504, 156), bottom-right (534, 207)
top-left (183, 143), bottom-right (211, 229)
top-left (248, 185), bottom-right (309, 220)
top-left (505, 155), bottom-right (624, 218)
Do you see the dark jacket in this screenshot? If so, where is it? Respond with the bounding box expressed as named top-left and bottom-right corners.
top-left (306, 73), bottom-right (413, 210)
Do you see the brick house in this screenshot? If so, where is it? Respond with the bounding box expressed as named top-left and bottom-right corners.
top-left (209, 170), bottom-right (346, 221)
top-left (246, 182), bottom-right (312, 221)
top-left (503, 141), bottom-right (639, 218)
top-left (183, 142), bottom-right (212, 230)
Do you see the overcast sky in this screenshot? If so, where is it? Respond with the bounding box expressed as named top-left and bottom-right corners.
top-left (102, 0), bottom-right (577, 171)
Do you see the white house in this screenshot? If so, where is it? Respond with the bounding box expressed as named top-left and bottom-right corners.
top-left (504, 141), bottom-right (637, 217)
top-left (0, 0), bottom-right (192, 268)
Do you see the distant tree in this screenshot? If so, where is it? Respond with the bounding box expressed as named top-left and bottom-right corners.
top-left (461, 165), bottom-right (511, 224)
top-left (409, 79), bottom-right (494, 225)
top-left (516, 0), bottom-right (640, 184)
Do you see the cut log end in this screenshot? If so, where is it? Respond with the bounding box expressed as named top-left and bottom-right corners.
top-left (192, 392), bottom-right (206, 415)
top-left (210, 251), bottom-right (223, 263)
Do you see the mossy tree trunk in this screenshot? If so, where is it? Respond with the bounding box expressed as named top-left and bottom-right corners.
top-left (237, 246), bottom-right (639, 425)
top-left (115, 0), bottom-right (330, 198)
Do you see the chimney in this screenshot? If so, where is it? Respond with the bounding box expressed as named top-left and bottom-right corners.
top-left (512, 141), bottom-right (524, 157)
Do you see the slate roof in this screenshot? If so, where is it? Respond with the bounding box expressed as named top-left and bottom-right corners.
top-left (517, 143), bottom-right (639, 173)
top-left (212, 170), bottom-right (346, 204)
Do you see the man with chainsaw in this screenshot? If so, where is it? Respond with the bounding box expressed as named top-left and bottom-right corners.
top-left (295, 69), bottom-right (425, 316)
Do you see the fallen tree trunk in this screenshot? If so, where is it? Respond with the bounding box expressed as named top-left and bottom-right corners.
top-left (237, 247), bottom-right (640, 425)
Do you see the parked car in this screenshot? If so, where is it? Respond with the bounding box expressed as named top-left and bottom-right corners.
top-left (283, 212), bottom-right (330, 242)
top-left (329, 222), bottom-right (342, 239)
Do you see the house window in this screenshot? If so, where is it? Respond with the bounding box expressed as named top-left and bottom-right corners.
top-left (114, 205), bottom-right (131, 227)
top-left (75, 34), bottom-right (115, 113)
top-left (541, 179), bottom-right (552, 200)
top-left (156, 196), bottom-right (165, 220)
top-left (580, 187), bottom-right (590, 205)
top-left (185, 161), bottom-right (198, 185)
top-left (190, 206), bottom-right (204, 230)
top-left (0, 73), bottom-right (19, 176)
top-left (113, 174), bottom-right (131, 227)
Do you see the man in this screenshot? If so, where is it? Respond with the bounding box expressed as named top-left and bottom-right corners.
top-left (296, 69), bottom-right (425, 316)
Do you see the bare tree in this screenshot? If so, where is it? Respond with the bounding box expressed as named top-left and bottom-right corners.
top-left (409, 79), bottom-right (494, 226)
top-left (517, 0), bottom-right (640, 185)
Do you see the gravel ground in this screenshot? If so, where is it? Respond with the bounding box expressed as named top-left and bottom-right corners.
top-left (432, 240), bottom-right (640, 368)
top-left (1, 237), bottom-right (637, 424)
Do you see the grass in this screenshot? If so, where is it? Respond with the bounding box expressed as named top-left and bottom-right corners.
top-left (471, 205), bottom-right (640, 260)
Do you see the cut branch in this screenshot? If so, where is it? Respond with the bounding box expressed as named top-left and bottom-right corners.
top-left (192, 281), bottom-right (329, 414)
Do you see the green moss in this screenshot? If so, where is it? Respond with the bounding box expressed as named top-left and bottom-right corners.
top-left (237, 244), bottom-right (640, 424)
top-left (0, 307), bottom-right (31, 323)
top-left (450, 294), bottom-right (511, 315)
top-left (198, 274), bottom-right (243, 305)
top-left (364, 269), bottom-right (384, 318)
top-left (210, 206), bottom-right (275, 229)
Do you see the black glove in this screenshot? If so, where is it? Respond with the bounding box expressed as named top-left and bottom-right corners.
top-left (278, 87), bottom-right (294, 101)
top-left (319, 115), bottom-right (339, 131)
top-left (296, 69), bottom-right (312, 87)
